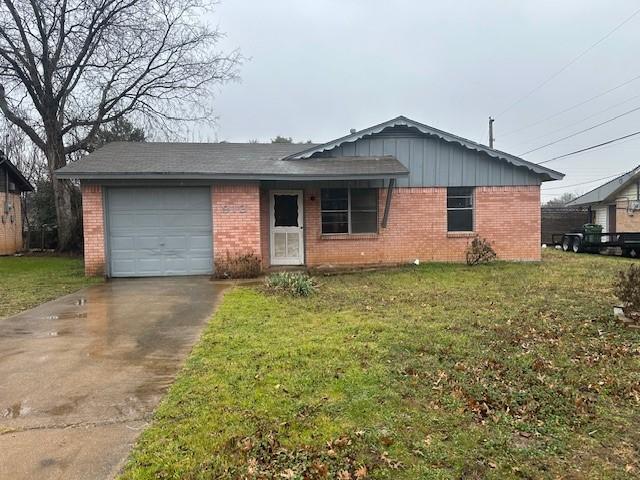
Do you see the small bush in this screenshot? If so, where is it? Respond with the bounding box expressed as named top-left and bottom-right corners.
top-left (465, 236), bottom-right (497, 266)
top-left (214, 251), bottom-right (262, 279)
top-left (265, 272), bottom-right (317, 297)
top-left (614, 264), bottom-right (640, 313)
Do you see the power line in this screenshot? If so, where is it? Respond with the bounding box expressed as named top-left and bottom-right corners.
top-left (513, 92), bottom-right (640, 147)
top-left (519, 104), bottom-right (640, 155)
top-left (501, 73), bottom-right (640, 137)
top-left (542, 171), bottom-right (626, 191)
top-left (496, 6), bottom-right (640, 118)
top-left (537, 130), bottom-right (640, 164)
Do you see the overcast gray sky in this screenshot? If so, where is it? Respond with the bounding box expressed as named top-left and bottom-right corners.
top-left (205, 0), bottom-right (640, 201)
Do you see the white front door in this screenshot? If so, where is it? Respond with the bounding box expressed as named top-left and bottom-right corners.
top-left (270, 190), bottom-right (304, 265)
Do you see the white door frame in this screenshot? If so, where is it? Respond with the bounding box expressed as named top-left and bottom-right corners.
top-left (270, 190), bottom-right (304, 265)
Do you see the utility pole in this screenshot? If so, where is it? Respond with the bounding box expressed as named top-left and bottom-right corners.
top-left (488, 117), bottom-right (495, 148)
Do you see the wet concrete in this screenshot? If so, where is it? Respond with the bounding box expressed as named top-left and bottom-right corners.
top-left (0, 277), bottom-right (226, 480)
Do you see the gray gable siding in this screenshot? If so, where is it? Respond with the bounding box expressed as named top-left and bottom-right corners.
top-left (312, 129), bottom-right (541, 188)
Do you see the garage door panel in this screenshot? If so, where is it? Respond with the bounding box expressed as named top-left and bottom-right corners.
top-left (110, 236), bottom-right (135, 250)
top-left (190, 234), bottom-right (212, 249)
top-left (134, 236), bottom-right (163, 250)
top-left (164, 235), bottom-right (188, 249)
top-left (164, 258), bottom-right (188, 274)
top-left (111, 259), bottom-right (136, 276)
top-left (188, 257), bottom-right (214, 274)
top-left (109, 212), bottom-right (138, 228)
top-left (188, 195), bottom-right (212, 209)
top-left (189, 212), bottom-right (213, 227)
top-left (107, 187), bottom-right (213, 277)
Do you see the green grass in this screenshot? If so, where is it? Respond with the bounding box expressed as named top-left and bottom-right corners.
top-left (0, 255), bottom-right (101, 318)
top-left (120, 250), bottom-right (640, 479)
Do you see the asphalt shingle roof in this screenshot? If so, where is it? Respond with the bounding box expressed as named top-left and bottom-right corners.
top-left (55, 142), bottom-right (409, 180)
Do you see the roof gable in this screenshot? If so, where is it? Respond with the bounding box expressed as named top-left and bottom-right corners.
top-left (568, 165), bottom-right (640, 206)
top-left (0, 151), bottom-right (34, 192)
top-left (285, 115), bottom-right (564, 182)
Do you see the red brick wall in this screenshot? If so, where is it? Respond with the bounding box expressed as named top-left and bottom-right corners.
top-left (80, 182), bottom-right (540, 276)
top-left (212, 183), bottom-right (262, 264)
top-left (0, 192), bottom-right (23, 255)
top-left (302, 185), bottom-right (541, 266)
top-left (81, 184), bottom-right (106, 276)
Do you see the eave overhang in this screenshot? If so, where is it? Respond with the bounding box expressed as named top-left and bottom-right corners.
top-left (55, 172), bottom-right (409, 181)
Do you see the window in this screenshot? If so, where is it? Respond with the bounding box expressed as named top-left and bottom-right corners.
top-left (321, 188), bottom-right (378, 234)
top-left (447, 187), bottom-right (474, 232)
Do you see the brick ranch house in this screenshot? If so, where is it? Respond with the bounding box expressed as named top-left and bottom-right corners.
top-left (568, 164), bottom-right (640, 233)
top-left (56, 116), bottom-right (563, 277)
top-left (0, 151), bottom-right (33, 255)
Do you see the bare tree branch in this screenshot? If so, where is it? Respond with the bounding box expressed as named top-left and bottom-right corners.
top-left (0, 0), bottom-right (240, 249)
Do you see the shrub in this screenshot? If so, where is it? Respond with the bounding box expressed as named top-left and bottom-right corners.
top-left (614, 264), bottom-right (640, 313)
top-left (265, 272), bottom-right (317, 297)
top-left (465, 236), bottom-right (497, 266)
top-left (213, 251), bottom-right (262, 279)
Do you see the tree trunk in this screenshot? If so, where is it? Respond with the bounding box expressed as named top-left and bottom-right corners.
top-left (45, 133), bottom-right (74, 251)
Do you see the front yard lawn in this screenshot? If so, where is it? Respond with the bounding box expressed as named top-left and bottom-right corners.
top-left (0, 255), bottom-right (101, 318)
top-left (121, 250), bottom-right (640, 479)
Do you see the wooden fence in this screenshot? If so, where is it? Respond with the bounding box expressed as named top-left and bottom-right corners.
top-left (541, 206), bottom-right (590, 244)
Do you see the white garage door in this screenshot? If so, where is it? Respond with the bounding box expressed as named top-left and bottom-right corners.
top-left (106, 187), bottom-right (213, 277)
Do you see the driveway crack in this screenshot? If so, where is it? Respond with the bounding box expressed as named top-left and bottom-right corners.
top-left (0, 415), bottom-right (151, 436)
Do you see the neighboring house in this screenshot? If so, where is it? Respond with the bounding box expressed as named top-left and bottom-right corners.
top-left (567, 165), bottom-right (640, 233)
top-left (0, 150), bottom-right (34, 255)
top-left (55, 116), bottom-right (563, 277)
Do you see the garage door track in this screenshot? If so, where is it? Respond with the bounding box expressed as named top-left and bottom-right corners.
top-left (0, 277), bottom-right (225, 480)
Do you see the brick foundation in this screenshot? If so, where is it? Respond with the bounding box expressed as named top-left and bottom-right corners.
top-left (81, 184), bottom-right (106, 276)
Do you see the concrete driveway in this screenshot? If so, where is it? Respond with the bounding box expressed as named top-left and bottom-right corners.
top-left (0, 277), bottom-right (225, 480)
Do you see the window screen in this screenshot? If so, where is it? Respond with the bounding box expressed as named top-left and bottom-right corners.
top-left (321, 188), bottom-right (377, 234)
top-left (447, 187), bottom-right (474, 232)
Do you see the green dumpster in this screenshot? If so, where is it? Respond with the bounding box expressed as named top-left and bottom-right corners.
top-left (583, 223), bottom-right (603, 244)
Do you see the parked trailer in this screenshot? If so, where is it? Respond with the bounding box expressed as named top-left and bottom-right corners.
top-left (551, 230), bottom-right (640, 258)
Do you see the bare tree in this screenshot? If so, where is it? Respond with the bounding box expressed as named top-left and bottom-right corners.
top-left (544, 192), bottom-right (578, 207)
top-left (0, 118), bottom-right (47, 183)
top-left (0, 0), bottom-right (239, 250)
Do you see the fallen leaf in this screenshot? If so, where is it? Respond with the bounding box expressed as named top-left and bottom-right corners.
top-left (247, 458), bottom-right (257, 476)
top-left (311, 461), bottom-right (328, 477)
top-left (355, 465), bottom-right (368, 479)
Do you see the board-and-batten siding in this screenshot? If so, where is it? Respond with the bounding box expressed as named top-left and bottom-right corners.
top-left (615, 180), bottom-right (640, 202)
top-left (313, 131), bottom-right (541, 188)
